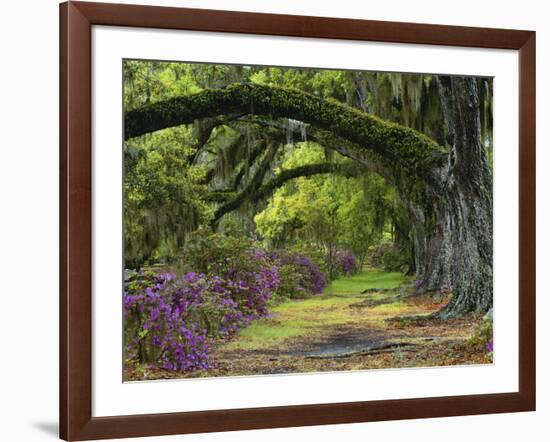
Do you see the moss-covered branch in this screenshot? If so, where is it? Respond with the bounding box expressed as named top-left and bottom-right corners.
top-left (212, 162), bottom-right (358, 223)
top-left (125, 83), bottom-right (447, 178)
top-left (251, 162), bottom-right (357, 204)
top-left (210, 141), bottom-right (279, 225)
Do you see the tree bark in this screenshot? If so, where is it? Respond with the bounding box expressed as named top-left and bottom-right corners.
top-left (420, 77), bottom-right (493, 317)
top-left (211, 162), bottom-right (358, 222)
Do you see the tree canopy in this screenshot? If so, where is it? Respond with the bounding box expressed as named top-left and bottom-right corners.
top-left (123, 60), bottom-right (493, 317)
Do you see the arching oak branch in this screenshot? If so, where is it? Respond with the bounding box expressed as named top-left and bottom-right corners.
top-left (125, 83), bottom-right (447, 179)
top-left (250, 162), bottom-right (358, 204)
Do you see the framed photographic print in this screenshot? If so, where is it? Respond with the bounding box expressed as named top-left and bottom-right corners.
top-left (60, 1), bottom-right (536, 440)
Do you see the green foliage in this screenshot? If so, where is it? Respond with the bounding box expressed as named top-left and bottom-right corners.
top-left (272, 263), bottom-right (303, 302)
top-left (124, 135), bottom-right (212, 268)
top-left (124, 269), bottom-right (158, 294)
top-left (287, 243), bottom-right (327, 274)
top-left (254, 143), bottom-right (402, 277)
top-left (467, 315), bottom-right (493, 349)
top-left (178, 228), bottom-right (256, 275)
top-left (124, 60), bottom-right (202, 111)
top-left (176, 229), bottom-right (325, 304)
top-left (381, 248), bottom-right (410, 273)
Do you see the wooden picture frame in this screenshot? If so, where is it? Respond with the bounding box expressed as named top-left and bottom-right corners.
top-left (59, 1), bottom-right (536, 440)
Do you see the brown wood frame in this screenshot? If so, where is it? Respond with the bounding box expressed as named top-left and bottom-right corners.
top-left (59, 1), bottom-right (536, 440)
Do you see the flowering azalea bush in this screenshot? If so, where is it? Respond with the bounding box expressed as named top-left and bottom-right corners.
top-left (124, 246), bottom-right (280, 372)
top-left (124, 271), bottom-right (211, 371)
top-left (333, 249), bottom-right (357, 276)
top-left (292, 253), bottom-right (327, 294)
top-left (269, 249), bottom-right (326, 298)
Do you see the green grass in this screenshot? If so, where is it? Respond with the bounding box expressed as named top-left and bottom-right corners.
top-left (222, 269), bottom-right (405, 351)
top-left (224, 299), bottom-right (353, 350)
top-left (324, 269), bottom-right (404, 294)
top-left (370, 300), bottom-right (408, 313)
top-left (231, 320), bottom-right (306, 343)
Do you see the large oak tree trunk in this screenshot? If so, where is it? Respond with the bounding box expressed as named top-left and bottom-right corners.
top-left (419, 77), bottom-right (493, 317)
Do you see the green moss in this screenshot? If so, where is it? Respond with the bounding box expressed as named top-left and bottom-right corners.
top-left (125, 83), bottom-right (447, 181)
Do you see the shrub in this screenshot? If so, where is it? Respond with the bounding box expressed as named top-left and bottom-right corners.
top-left (292, 253), bottom-right (327, 294)
top-left (333, 249), bottom-right (357, 276)
top-left (124, 271), bottom-right (211, 371)
top-left (288, 243), bottom-right (327, 274)
top-left (181, 231), bottom-right (281, 316)
top-left (381, 248), bottom-right (409, 272)
top-left (124, 263), bottom-right (279, 372)
top-left (368, 242), bottom-right (392, 267)
top-left (222, 250), bottom-right (280, 318)
top-left (271, 262), bottom-right (303, 300)
top-left (178, 228), bottom-right (254, 276)
top-left (270, 249), bottom-right (326, 297)
top-left (467, 314), bottom-right (493, 354)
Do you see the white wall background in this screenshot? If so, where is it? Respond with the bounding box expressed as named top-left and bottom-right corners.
top-left (0, 0), bottom-right (546, 441)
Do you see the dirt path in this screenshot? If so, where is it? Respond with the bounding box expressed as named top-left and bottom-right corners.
top-left (130, 270), bottom-right (491, 380)
top-left (177, 270), bottom-right (492, 378)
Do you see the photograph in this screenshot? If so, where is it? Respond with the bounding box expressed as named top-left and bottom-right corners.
top-left (0, 0), bottom-right (543, 440)
top-left (122, 60), bottom-right (494, 381)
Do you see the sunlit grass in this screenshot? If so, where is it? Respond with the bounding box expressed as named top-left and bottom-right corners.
top-left (225, 320), bottom-right (306, 350)
top-left (324, 269), bottom-right (404, 294)
top-left (370, 300), bottom-right (408, 312)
